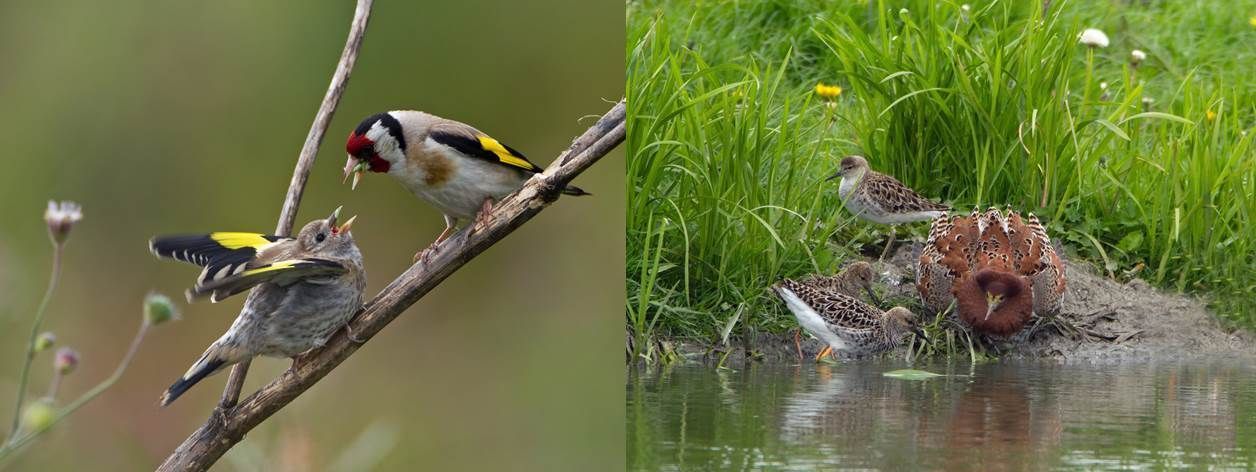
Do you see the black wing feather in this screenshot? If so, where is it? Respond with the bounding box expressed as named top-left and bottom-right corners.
top-left (150, 233), bottom-right (287, 286)
top-left (429, 130), bottom-right (544, 173)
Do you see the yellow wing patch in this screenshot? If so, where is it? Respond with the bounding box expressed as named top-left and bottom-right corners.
top-left (209, 232), bottom-right (274, 250)
top-left (477, 135), bottom-right (537, 171)
top-left (239, 260), bottom-right (299, 277)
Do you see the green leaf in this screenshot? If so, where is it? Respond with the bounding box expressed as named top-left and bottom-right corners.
top-left (1118, 112), bottom-right (1195, 126)
top-left (1093, 119), bottom-right (1130, 141)
top-left (1117, 231), bottom-right (1144, 253)
top-left (882, 369), bottom-right (945, 380)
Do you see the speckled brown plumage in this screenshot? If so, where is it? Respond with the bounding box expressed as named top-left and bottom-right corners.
top-left (916, 208), bottom-right (1066, 337)
top-left (832, 156), bottom-right (950, 225)
top-left (796, 261), bottom-right (877, 301)
top-left (773, 278), bottom-right (915, 356)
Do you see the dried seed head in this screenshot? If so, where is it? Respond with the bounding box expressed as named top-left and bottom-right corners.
top-left (1078, 28), bottom-right (1109, 48)
top-left (1130, 49), bottom-right (1146, 65)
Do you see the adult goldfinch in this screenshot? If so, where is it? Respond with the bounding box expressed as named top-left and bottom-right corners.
top-left (342, 111), bottom-right (589, 260)
top-left (149, 208), bottom-right (365, 406)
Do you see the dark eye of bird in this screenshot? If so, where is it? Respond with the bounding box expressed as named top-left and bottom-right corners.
top-left (316, 233), bottom-right (326, 243)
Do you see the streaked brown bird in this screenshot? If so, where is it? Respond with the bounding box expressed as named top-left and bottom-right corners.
top-left (149, 208), bottom-right (365, 405)
top-left (827, 155), bottom-right (950, 260)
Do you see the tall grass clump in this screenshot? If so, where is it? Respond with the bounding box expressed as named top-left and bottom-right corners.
top-left (627, 0), bottom-right (1255, 354)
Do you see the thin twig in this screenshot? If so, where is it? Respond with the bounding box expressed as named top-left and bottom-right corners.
top-left (5, 244), bottom-right (62, 443)
top-left (157, 99), bottom-right (625, 472)
top-left (0, 322), bottom-right (150, 464)
top-left (218, 0), bottom-right (374, 412)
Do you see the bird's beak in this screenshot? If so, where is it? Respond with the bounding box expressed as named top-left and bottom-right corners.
top-left (984, 294), bottom-right (1002, 320)
top-left (327, 206), bottom-right (342, 227)
top-left (911, 326), bottom-right (926, 339)
top-left (343, 157), bottom-right (366, 190)
top-left (327, 206), bottom-right (356, 235)
top-left (865, 285), bottom-right (883, 306)
top-left (337, 215), bottom-right (357, 234)
top-left (825, 170), bottom-right (843, 181)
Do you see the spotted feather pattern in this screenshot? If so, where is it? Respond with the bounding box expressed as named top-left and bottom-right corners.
top-left (775, 279), bottom-right (910, 355)
top-left (856, 172), bottom-right (952, 215)
top-left (916, 208), bottom-right (1066, 317)
top-left (796, 263), bottom-right (874, 301)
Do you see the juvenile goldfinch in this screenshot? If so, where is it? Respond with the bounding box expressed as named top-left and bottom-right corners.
top-left (343, 111), bottom-right (589, 261)
top-left (149, 208), bottom-right (365, 406)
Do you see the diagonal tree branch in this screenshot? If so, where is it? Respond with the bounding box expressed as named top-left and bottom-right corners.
top-left (218, 0), bottom-right (374, 412)
top-left (157, 99), bottom-right (625, 471)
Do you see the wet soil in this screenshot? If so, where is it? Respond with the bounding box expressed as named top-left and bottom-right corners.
top-left (661, 244), bottom-right (1256, 364)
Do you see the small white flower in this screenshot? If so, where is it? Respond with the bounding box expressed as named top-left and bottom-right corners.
top-left (899, 8), bottom-right (909, 16)
top-left (44, 200), bottom-right (82, 244)
top-left (1130, 49), bottom-right (1147, 65)
top-left (1099, 82), bottom-right (1108, 90)
top-left (1078, 28), bottom-right (1109, 48)
top-left (961, 4), bottom-right (971, 12)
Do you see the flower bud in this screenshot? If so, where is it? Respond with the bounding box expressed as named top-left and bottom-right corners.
top-left (21, 399), bottom-right (57, 433)
top-left (54, 347), bottom-right (79, 375)
top-left (43, 201), bottom-right (83, 245)
top-left (34, 332), bottom-right (56, 353)
top-left (144, 292), bottom-right (180, 326)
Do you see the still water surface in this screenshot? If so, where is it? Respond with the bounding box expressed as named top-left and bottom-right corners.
top-left (628, 361), bottom-right (1256, 470)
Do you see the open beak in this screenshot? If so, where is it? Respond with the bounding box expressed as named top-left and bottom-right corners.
top-left (342, 157), bottom-right (366, 190)
top-left (337, 214), bottom-right (357, 234)
top-left (326, 206), bottom-right (357, 235)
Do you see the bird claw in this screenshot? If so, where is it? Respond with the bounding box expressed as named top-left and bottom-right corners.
top-left (471, 199), bottom-right (495, 235)
top-left (345, 324), bottom-right (367, 344)
top-left (413, 245), bottom-right (437, 265)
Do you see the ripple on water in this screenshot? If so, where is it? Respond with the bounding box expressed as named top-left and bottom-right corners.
top-left (627, 360), bottom-right (1256, 471)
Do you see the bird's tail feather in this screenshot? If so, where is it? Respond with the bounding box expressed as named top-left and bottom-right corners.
top-left (561, 185), bottom-right (591, 197)
top-left (160, 346), bottom-right (232, 406)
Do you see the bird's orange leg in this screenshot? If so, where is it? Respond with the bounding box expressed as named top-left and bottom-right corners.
top-left (815, 345), bottom-right (833, 361)
top-left (794, 328), bottom-right (804, 361)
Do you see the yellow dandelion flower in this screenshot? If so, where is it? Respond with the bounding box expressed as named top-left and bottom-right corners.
top-left (815, 83), bottom-right (842, 100)
top-left (1206, 110), bottom-right (1216, 121)
top-left (1249, 15), bottom-right (1256, 27)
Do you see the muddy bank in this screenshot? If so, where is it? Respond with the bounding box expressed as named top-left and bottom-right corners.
top-left (662, 245), bottom-right (1256, 364)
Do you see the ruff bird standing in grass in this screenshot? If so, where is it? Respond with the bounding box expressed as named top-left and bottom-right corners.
top-left (343, 111), bottom-right (589, 262)
top-left (827, 155), bottom-right (950, 260)
top-left (772, 274), bottom-right (918, 361)
top-left (916, 208), bottom-right (1066, 339)
top-left (149, 208), bottom-right (365, 406)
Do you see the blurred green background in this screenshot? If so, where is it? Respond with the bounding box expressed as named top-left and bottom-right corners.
top-left (0, 1), bottom-right (623, 470)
